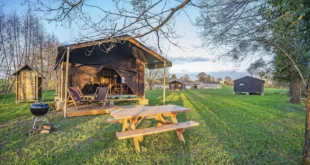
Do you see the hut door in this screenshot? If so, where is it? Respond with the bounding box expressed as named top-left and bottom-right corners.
top-left (20, 71), bottom-right (35, 100)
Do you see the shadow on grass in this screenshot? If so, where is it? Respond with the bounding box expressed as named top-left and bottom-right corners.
top-left (34, 124), bottom-right (119, 164)
top-left (0, 111), bottom-right (96, 164)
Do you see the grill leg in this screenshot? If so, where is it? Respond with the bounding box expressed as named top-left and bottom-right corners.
top-left (43, 116), bottom-right (49, 124)
top-left (32, 117), bottom-right (38, 129)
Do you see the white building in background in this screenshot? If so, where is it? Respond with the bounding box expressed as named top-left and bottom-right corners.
top-left (153, 84), bottom-right (169, 89)
top-left (191, 80), bottom-right (222, 89)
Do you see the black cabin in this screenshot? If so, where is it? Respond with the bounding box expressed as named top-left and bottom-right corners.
top-left (233, 76), bottom-right (264, 95)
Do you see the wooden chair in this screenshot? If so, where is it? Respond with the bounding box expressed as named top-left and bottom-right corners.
top-left (68, 87), bottom-right (89, 110)
top-left (70, 86), bottom-right (85, 99)
top-left (91, 87), bottom-right (109, 108)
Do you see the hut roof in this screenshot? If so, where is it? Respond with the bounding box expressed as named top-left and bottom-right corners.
top-left (11, 64), bottom-right (45, 78)
top-left (233, 76), bottom-right (265, 83)
top-left (54, 35), bottom-right (172, 70)
top-left (168, 79), bottom-right (192, 85)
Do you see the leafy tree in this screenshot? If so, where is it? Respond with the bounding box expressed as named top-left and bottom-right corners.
top-left (272, 51), bottom-right (307, 104)
top-left (206, 75), bottom-right (212, 82)
top-left (170, 74), bottom-right (177, 79)
top-left (224, 76), bottom-right (233, 85)
top-left (217, 78), bottom-right (223, 83)
top-left (259, 0), bottom-right (309, 105)
top-left (196, 72), bottom-right (207, 82)
top-left (263, 0), bottom-right (310, 160)
top-left (180, 74), bottom-right (190, 81)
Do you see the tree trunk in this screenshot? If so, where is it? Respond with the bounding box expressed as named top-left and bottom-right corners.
top-left (289, 79), bottom-right (300, 104)
top-left (303, 77), bottom-right (310, 163)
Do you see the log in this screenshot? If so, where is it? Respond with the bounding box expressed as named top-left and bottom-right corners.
top-left (40, 129), bottom-right (51, 134)
top-left (43, 124), bottom-right (54, 131)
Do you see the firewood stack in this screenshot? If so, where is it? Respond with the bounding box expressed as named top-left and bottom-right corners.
top-left (40, 124), bottom-right (54, 134)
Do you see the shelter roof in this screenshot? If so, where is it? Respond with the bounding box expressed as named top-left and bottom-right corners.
top-left (11, 64), bottom-right (45, 78)
top-left (233, 76), bottom-right (265, 82)
top-left (54, 35), bottom-right (172, 70)
top-left (168, 79), bottom-right (192, 85)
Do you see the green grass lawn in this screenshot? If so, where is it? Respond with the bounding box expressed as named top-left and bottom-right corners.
top-left (0, 87), bottom-right (305, 164)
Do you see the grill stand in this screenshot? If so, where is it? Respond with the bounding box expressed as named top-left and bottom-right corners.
top-left (32, 115), bottom-right (49, 129)
top-left (29, 115), bottom-right (49, 135)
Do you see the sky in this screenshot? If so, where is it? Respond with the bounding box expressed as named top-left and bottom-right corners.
top-left (4, 0), bottom-right (251, 80)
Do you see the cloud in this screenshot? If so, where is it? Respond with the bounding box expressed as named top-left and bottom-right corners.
top-left (179, 68), bottom-right (188, 73)
top-left (168, 56), bottom-right (210, 63)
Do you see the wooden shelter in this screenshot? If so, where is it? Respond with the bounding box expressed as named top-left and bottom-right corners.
top-left (168, 79), bottom-right (191, 91)
top-left (53, 35), bottom-right (172, 117)
top-left (233, 76), bottom-right (265, 95)
top-left (11, 64), bottom-right (44, 103)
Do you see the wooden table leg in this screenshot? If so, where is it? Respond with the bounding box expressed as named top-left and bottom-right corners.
top-left (155, 115), bottom-right (163, 126)
top-left (129, 118), bottom-right (144, 152)
top-left (122, 118), bottom-right (129, 132)
top-left (133, 136), bottom-right (143, 152)
top-left (170, 113), bottom-right (185, 143)
top-left (155, 114), bottom-right (171, 126)
top-left (130, 118), bottom-right (138, 130)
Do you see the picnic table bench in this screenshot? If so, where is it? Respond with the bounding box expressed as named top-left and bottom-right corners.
top-left (108, 105), bottom-right (199, 152)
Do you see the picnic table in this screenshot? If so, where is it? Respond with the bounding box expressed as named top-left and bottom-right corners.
top-left (108, 105), bottom-right (199, 152)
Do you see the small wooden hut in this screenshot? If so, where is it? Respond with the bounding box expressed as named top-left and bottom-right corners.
top-left (11, 64), bottom-right (44, 103)
top-left (168, 79), bottom-right (191, 91)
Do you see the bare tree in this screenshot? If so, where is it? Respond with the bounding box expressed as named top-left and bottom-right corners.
top-left (24, 0), bottom-right (192, 52)
top-left (0, 8), bottom-right (59, 92)
top-left (145, 68), bottom-right (163, 90)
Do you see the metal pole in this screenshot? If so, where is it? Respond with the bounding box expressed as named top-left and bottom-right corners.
top-left (163, 60), bottom-right (166, 105)
top-left (64, 46), bottom-right (70, 118)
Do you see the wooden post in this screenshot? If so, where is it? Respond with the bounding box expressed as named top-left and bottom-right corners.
top-left (143, 63), bottom-right (146, 99)
top-left (15, 75), bottom-right (18, 103)
top-left (36, 74), bottom-right (39, 102)
top-left (60, 62), bottom-right (64, 101)
top-left (64, 46), bottom-right (70, 118)
top-left (163, 60), bottom-right (166, 105)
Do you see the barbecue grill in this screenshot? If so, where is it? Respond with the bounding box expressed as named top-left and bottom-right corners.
top-left (30, 103), bottom-right (49, 116)
top-left (29, 103), bottom-right (49, 135)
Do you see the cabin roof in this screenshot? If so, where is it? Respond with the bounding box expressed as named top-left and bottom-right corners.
top-left (168, 79), bottom-right (192, 85)
top-left (54, 35), bottom-right (172, 70)
top-left (11, 64), bottom-right (45, 78)
top-left (233, 76), bottom-right (265, 82)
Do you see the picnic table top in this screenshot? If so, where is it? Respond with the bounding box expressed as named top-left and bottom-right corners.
top-left (109, 105), bottom-right (191, 120)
